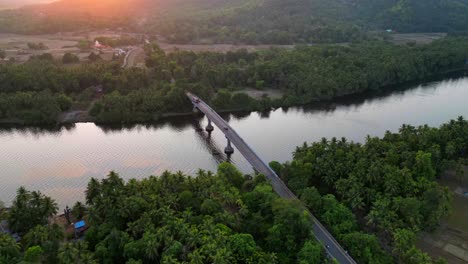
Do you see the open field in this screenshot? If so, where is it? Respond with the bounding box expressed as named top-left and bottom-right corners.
top-left (123, 47), bottom-right (145, 68)
top-left (417, 166), bottom-right (468, 263)
top-left (390, 33), bottom-right (447, 45)
top-left (0, 30), bottom-right (140, 63)
top-left (158, 42), bottom-right (295, 53)
top-left (234, 88), bottom-right (284, 100)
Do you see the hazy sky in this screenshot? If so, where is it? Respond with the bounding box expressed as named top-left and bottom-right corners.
top-left (4, 0), bottom-right (55, 3)
top-left (0, 0), bottom-right (55, 8)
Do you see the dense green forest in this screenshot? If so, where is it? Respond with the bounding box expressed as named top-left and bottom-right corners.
top-left (2, 0), bottom-right (468, 44)
top-left (272, 117), bottom-right (468, 263)
top-left (1, 37), bottom-right (467, 124)
top-left (154, 0), bottom-right (468, 44)
top-left (1, 163), bottom-right (331, 263)
top-left (1, 118), bottom-right (466, 263)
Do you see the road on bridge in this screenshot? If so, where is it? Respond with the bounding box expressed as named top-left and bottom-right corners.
top-left (187, 92), bottom-right (356, 264)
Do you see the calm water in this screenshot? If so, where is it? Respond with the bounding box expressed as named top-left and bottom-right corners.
top-left (1, 76), bottom-right (468, 208)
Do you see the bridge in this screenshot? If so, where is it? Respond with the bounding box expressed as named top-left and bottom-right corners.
top-left (187, 92), bottom-right (356, 264)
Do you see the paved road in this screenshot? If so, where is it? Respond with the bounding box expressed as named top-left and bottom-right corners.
top-left (122, 47), bottom-right (144, 68)
top-left (187, 92), bottom-right (356, 264)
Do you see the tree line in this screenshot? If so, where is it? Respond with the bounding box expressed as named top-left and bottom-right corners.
top-left (3, 0), bottom-right (468, 45)
top-left (92, 37), bottom-right (468, 123)
top-left (1, 37), bottom-right (467, 124)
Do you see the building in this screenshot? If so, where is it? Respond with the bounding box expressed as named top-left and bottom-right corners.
top-left (92, 40), bottom-right (112, 51)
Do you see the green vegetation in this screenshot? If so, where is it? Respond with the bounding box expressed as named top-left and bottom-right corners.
top-left (0, 59), bottom-right (140, 124)
top-left (2, 0), bottom-right (468, 44)
top-left (273, 117), bottom-right (468, 263)
top-left (27, 42), bottom-right (48, 50)
top-left (0, 6), bottom-right (132, 35)
top-left (1, 37), bottom-right (467, 124)
top-left (91, 37), bottom-right (468, 122)
top-left (88, 52), bottom-right (102, 62)
top-left (144, 37), bottom-right (467, 103)
top-left (8, 187), bottom-right (58, 234)
top-left (0, 163), bottom-right (330, 263)
top-left (29, 53), bottom-right (54, 62)
top-left (1, 118), bottom-right (465, 263)
top-left (94, 36), bottom-right (140, 47)
top-left (150, 0), bottom-right (468, 44)
top-left (0, 91), bottom-right (71, 124)
top-left (62, 53), bottom-right (79, 64)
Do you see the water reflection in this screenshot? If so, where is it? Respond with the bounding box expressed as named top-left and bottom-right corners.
top-left (0, 74), bottom-right (467, 209)
top-left (191, 119), bottom-right (229, 163)
top-left (0, 123), bottom-right (76, 137)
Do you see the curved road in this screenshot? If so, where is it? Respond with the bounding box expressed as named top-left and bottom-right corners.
top-left (122, 47), bottom-right (144, 68)
top-left (187, 92), bottom-right (356, 264)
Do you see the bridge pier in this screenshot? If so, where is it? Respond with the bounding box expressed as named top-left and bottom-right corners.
top-left (205, 119), bottom-right (214, 132)
top-left (224, 138), bottom-right (234, 155)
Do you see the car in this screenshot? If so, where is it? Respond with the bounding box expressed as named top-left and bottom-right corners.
top-left (195, 99), bottom-right (200, 103)
top-left (224, 127), bottom-right (228, 131)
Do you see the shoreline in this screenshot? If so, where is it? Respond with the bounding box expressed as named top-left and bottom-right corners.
top-left (1, 68), bottom-right (466, 127)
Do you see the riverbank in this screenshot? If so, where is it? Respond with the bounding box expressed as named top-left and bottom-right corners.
top-left (42, 70), bottom-right (468, 125)
top-left (2, 37), bottom-right (468, 126)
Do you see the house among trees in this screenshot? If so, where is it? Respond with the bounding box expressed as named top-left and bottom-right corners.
top-left (92, 40), bottom-right (112, 51)
top-left (73, 220), bottom-right (87, 238)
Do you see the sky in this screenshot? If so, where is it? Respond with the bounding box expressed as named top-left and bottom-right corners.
top-left (1, 0), bottom-right (56, 8)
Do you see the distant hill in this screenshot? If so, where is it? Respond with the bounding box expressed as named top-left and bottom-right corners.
top-left (1, 0), bottom-right (468, 44)
top-left (151, 0), bottom-right (468, 44)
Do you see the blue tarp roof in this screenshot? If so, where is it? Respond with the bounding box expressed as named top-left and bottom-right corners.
top-left (74, 220), bottom-right (86, 229)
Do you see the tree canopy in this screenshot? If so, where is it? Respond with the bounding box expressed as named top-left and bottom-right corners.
top-left (278, 117), bottom-right (468, 263)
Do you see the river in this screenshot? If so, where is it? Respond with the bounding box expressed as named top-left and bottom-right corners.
top-left (1, 75), bottom-right (467, 208)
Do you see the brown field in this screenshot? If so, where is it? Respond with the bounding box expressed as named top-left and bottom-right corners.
top-left (390, 33), bottom-right (447, 45)
top-left (234, 88), bottom-right (284, 100)
top-left (0, 30), bottom-right (138, 63)
top-left (0, 29), bottom-right (294, 65)
top-left (417, 166), bottom-right (468, 263)
top-left (158, 43), bottom-right (295, 53)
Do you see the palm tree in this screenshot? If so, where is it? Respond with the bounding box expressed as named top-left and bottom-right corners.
top-left (23, 225), bottom-right (49, 248)
top-left (85, 178), bottom-right (101, 205)
top-left (188, 250), bottom-right (205, 264)
top-left (8, 187), bottom-right (58, 233)
top-left (143, 232), bottom-right (160, 261)
top-left (72, 202), bottom-right (86, 220)
top-left (58, 243), bottom-right (79, 264)
top-left (0, 233), bottom-right (20, 259)
top-left (42, 196), bottom-right (58, 219)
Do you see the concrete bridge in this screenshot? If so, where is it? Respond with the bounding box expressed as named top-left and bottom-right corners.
top-left (187, 92), bottom-right (356, 264)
